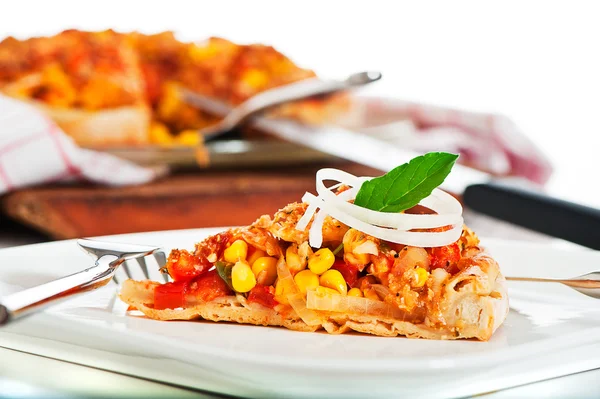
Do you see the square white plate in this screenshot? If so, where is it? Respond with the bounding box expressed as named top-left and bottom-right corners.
top-left (1, 228), bottom-right (600, 399)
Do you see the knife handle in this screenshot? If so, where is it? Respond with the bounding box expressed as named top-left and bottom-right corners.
top-left (463, 182), bottom-right (600, 250)
top-left (0, 304), bottom-right (10, 326)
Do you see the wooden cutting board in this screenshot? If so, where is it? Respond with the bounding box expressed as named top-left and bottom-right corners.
top-left (1, 163), bottom-right (379, 240)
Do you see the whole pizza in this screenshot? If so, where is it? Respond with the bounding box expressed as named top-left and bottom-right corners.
top-left (0, 30), bottom-right (348, 147)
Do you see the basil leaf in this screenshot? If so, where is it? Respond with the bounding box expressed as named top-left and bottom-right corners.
top-left (215, 261), bottom-right (235, 291)
top-left (354, 152), bottom-right (458, 213)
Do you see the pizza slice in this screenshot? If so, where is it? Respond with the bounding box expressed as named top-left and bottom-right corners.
top-left (0, 30), bottom-right (150, 146)
top-left (120, 153), bottom-right (509, 340)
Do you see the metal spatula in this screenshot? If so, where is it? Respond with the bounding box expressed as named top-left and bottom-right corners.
top-left (0, 239), bottom-right (165, 326)
top-left (181, 71), bottom-right (382, 141)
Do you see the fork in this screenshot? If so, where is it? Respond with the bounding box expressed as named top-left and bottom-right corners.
top-left (0, 239), bottom-right (167, 326)
top-left (506, 273), bottom-right (600, 299)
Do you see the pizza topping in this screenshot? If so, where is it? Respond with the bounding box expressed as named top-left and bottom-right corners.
top-left (215, 261), bottom-right (235, 291)
top-left (192, 270), bottom-right (232, 302)
top-left (192, 231), bottom-right (232, 275)
top-left (330, 259), bottom-right (358, 288)
top-left (307, 248), bottom-right (336, 275)
top-left (319, 269), bottom-right (348, 296)
top-left (286, 293), bottom-right (325, 326)
top-left (294, 270), bottom-right (320, 295)
top-left (154, 280), bottom-right (188, 310)
top-left (166, 249), bottom-right (206, 282)
top-left (428, 243), bottom-right (461, 274)
top-left (231, 261), bottom-right (257, 293)
top-left (247, 247), bottom-right (267, 267)
top-left (305, 289), bottom-right (415, 320)
top-left (223, 239), bottom-right (248, 263)
top-left (251, 256), bottom-right (278, 286)
top-left (247, 284), bottom-right (278, 309)
top-left (295, 153), bottom-right (464, 249)
top-left (353, 152), bottom-right (459, 213)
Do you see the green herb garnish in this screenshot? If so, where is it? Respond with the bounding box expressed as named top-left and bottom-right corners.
top-left (215, 261), bottom-right (235, 291)
top-left (354, 152), bottom-right (458, 213)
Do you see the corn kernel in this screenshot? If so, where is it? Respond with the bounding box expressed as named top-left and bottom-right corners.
top-left (149, 122), bottom-right (174, 146)
top-left (319, 269), bottom-right (348, 295)
top-left (315, 286), bottom-right (340, 297)
top-left (363, 288), bottom-right (379, 301)
top-left (231, 261), bottom-right (256, 293)
top-left (175, 130), bottom-right (201, 146)
top-left (293, 270), bottom-right (319, 294)
top-left (247, 248), bottom-right (266, 266)
top-left (224, 240), bottom-right (248, 263)
top-left (242, 69), bottom-right (268, 90)
top-left (413, 267), bottom-right (429, 288)
top-left (188, 43), bottom-right (219, 61)
top-left (308, 248), bottom-right (335, 275)
top-left (157, 83), bottom-right (182, 120)
top-left (252, 256), bottom-right (278, 286)
top-left (348, 288), bottom-right (363, 297)
top-left (274, 278), bottom-right (292, 305)
top-left (286, 244), bottom-right (305, 274)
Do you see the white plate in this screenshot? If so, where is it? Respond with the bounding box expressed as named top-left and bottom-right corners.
top-left (1, 228), bottom-right (600, 399)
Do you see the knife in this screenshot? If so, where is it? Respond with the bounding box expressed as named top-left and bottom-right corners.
top-left (183, 92), bottom-right (600, 250)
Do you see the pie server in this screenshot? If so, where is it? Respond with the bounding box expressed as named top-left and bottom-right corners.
top-left (183, 91), bottom-right (600, 251)
top-left (0, 239), bottom-right (165, 326)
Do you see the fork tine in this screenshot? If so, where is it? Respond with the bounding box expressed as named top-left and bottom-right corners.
top-left (154, 251), bottom-right (167, 268)
top-left (153, 251), bottom-right (170, 283)
top-left (121, 262), bottom-right (133, 279)
top-left (112, 275), bottom-right (120, 285)
top-left (136, 257), bottom-right (150, 279)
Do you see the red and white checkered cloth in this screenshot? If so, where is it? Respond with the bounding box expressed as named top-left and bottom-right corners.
top-left (0, 95), bottom-right (157, 194)
top-left (347, 97), bottom-right (553, 185)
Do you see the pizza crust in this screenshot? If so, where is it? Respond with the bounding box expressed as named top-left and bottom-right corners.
top-left (119, 252), bottom-right (508, 341)
top-left (1, 90), bottom-right (150, 147)
top-left (34, 102), bottom-right (150, 146)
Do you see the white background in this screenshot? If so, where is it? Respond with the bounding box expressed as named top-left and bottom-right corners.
top-left (2, 0), bottom-right (599, 206)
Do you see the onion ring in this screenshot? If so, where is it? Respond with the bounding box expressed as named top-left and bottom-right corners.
top-left (295, 168), bottom-right (464, 248)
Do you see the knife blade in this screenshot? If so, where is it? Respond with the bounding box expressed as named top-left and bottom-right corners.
top-left (252, 118), bottom-right (489, 194)
top-left (183, 91), bottom-right (600, 250)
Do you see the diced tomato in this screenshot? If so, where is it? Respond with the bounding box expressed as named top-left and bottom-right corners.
top-left (154, 280), bottom-right (188, 310)
top-left (247, 284), bottom-right (278, 309)
top-left (331, 259), bottom-right (358, 287)
top-left (166, 232), bottom-right (233, 282)
top-left (428, 243), bottom-right (461, 274)
top-left (166, 249), bottom-right (206, 282)
top-left (194, 232), bottom-right (232, 268)
top-left (192, 269), bottom-right (232, 302)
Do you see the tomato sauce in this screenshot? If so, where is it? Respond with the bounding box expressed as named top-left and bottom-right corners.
top-left (247, 284), bottom-right (278, 309)
top-left (428, 243), bottom-right (461, 274)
